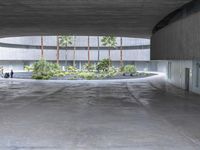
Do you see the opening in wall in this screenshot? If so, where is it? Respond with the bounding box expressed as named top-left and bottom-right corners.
top-left (196, 63), bottom-right (200, 88)
top-left (185, 68), bottom-right (190, 91)
top-left (168, 62), bottom-right (172, 80)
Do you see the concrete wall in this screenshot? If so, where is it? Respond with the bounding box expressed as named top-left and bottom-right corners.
top-left (157, 61), bottom-right (168, 73)
top-left (192, 60), bottom-right (200, 94)
top-left (151, 11), bottom-right (200, 60)
top-left (157, 60), bottom-right (200, 94)
top-left (0, 36), bottom-right (150, 61)
top-left (150, 1), bottom-right (200, 95)
top-left (0, 60), bottom-right (24, 72)
top-left (167, 60), bottom-right (193, 90)
top-left (0, 47), bottom-right (150, 61)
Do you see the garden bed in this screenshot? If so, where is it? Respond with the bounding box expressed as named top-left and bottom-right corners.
top-left (14, 72), bottom-right (155, 80)
top-left (20, 59), bottom-right (156, 80)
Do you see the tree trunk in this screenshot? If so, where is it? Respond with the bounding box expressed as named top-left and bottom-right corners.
top-left (56, 35), bottom-right (60, 64)
top-left (108, 49), bottom-right (111, 60)
top-left (41, 36), bottom-right (44, 59)
top-left (88, 36), bottom-right (90, 65)
top-left (120, 37), bottom-right (123, 67)
top-left (109, 49), bottom-right (111, 67)
top-left (73, 36), bottom-right (76, 67)
top-left (97, 36), bottom-right (100, 62)
top-left (65, 47), bottom-right (68, 67)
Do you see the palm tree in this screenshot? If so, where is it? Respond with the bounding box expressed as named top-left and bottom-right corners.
top-left (59, 36), bottom-right (73, 67)
top-left (120, 37), bottom-right (124, 67)
top-left (40, 36), bottom-right (44, 59)
top-left (101, 36), bottom-right (117, 66)
top-left (56, 35), bottom-right (60, 64)
top-left (73, 36), bottom-right (76, 67)
top-left (88, 36), bottom-right (90, 65)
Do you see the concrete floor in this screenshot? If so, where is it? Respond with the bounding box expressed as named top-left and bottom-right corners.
top-left (0, 75), bottom-right (200, 150)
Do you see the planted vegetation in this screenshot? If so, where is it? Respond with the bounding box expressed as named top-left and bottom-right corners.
top-left (26, 59), bottom-right (151, 80)
top-left (22, 35), bottom-right (152, 80)
top-left (32, 59), bottom-right (65, 80)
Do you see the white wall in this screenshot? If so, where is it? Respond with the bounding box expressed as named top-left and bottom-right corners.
top-left (158, 60), bottom-right (200, 95)
top-left (168, 60), bottom-right (193, 90)
top-left (192, 60), bottom-right (200, 94)
top-left (0, 47), bottom-right (150, 61)
top-left (156, 61), bottom-right (168, 73)
top-left (0, 60), bottom-right (24, 72)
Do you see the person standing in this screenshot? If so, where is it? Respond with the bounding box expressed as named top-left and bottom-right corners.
top-left (10, 70), bottom-right (14, 78)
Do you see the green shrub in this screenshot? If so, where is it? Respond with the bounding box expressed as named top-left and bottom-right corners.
top-left (32, 59), bottom-right (51, 79)
top-left (32, 74), bottom-right (51, 80)
top-left (50, 63), bottom-right (61, 71)
top-left (64, 72), bottom-right (71, 76)
top-left (83, 63), bottom-right (96, 72)
top-left (77, 72), bottom-right (96, 80)
top-left (119, 66), bottom-right (125, 72)
top-left (97, 59), bottom-right (110, 72)
top-left (32, 59), bottom-right (64, 80)
top-left (123, 65), bottom-right (137, 74)
top-left (24, 65), bottom-right (34, 72)
top-left (66, 66), bottom-right (78, 72)
top-left (108, 67), bottom-right (118, 77)
top-left (54, 72), bottom-right (66, 77)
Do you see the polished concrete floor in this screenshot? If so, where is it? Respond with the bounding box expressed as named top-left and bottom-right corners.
top-left (0, 75), bottom-right (200, 150)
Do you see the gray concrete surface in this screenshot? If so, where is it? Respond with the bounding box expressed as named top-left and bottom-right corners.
top-left (0, 0), bottom-right (191, 37)
top-left (151, 2), bottom-right (200, 60)
top-left (0, 75), bottom-right (200, 150)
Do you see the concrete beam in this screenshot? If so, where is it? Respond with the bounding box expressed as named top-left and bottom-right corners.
top-left (0, 0), bottom-right (191, 37)
top-left (151, 1), bottom-right (200, 60)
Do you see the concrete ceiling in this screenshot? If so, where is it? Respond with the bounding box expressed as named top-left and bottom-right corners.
top-left (0, 0), bottom-right (191, 38)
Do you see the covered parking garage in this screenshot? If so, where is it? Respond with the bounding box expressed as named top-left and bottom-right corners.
top-left (1, 75), bottom-right (200, 149)
top-left (1, 0), bottom-right (200, 149)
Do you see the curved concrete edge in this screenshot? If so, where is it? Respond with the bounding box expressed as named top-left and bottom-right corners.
top-left (153, 0), bottom-right (196, 34)
top-left (0, 42), bottom-right (150, 51)
top-left (0, 72), bottom-right (165, 84)
top-left (151, 1), bottom-right (200, 60)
